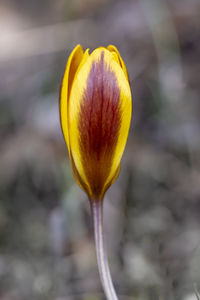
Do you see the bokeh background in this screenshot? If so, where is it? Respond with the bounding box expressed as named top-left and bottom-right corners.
top-left (0, 0), bottom-right (200, 299)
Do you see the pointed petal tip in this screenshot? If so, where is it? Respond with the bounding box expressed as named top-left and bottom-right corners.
top-left (107, 45), bottom-right (129, 81)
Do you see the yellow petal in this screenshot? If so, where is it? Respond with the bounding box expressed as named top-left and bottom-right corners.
top-left (107, 45), bottom-right (129, 81)
top-left (68, 47), bottom-right (132, 199)
top-left (60, 44), bottom-right (84, 149)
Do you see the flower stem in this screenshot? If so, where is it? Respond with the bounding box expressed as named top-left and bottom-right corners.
top-left (91, 200), bottom-right (118, 300)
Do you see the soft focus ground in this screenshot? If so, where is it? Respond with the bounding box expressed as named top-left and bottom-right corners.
top-left (0, 0), bottom-right (200, 299)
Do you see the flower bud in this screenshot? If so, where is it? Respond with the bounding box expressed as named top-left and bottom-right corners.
top-left (60, 45), bottom-right (132, 200)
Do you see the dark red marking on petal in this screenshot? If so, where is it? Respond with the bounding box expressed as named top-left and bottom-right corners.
top-left (78, 51), bottom-right (121, 199)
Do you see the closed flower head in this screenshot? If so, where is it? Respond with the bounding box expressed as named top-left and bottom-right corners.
top-left (60, 44), bottom-right (132, 300)
top-left (60, 45), bottom-right (132, 201)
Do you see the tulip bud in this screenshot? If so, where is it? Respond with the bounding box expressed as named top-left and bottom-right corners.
top-left (60, 45), bottom-right (132, 201)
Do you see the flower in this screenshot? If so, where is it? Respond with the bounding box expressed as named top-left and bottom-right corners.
top-left (60, 45), bottom-right (132, 201)
top-left (60, 45), bottom-right (132, 300)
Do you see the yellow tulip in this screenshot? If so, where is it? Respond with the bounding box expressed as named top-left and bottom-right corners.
top-left (60, 45), bottom-right (132, 201)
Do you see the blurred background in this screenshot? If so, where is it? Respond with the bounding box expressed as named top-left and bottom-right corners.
top-left (0, 0), bottom-right (200, 299)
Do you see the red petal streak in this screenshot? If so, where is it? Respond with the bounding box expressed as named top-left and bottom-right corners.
top-left (78, 52), bottom-right (121, 199)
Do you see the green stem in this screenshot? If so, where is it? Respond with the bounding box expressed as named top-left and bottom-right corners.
top-left (91, 200), bottom-right (118, 300)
